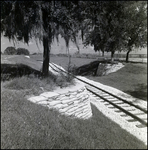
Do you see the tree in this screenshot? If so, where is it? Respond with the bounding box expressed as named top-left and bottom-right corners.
top-left (1, 1), bottom-right (49, 76)
top-left (122, 1), bottom-right (147, 62)
top-left (83, 1), bottom-right (126, 61)
top-left (57, 2), bottom-right (81, 70)
top-left (16, 48), bottom-right (30, 55)
top-left (82, 1), bottom-right (147, 62)
top-left (4, 46), bottom-right (16, 55)
top-left (1, 1), bottom-right (82, 76)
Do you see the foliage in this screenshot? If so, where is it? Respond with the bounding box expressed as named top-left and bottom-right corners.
top-left (1, 1), bottom-right (147, 69)
top-left (123, 1), bottom-right (147, 48)
top-left (1, 1), bottom-right (83, 76)
top-left (122, 1), bottom-right (147, 62)
top-left (83, 1), bottom-right (126, 57)
top-left (4, 46), bottom-right (17, 55)
top-left (16, 48), bottom-right (30, 55)
top-left (82, 1), bottom-right (147, 61)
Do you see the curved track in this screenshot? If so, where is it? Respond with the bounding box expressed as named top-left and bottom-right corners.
top-left (50, 63), bottom-right (147, 128)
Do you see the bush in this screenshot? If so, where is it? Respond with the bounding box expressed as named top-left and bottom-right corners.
top-left (16, 48), bottom-right (30, 55)
top-left (4, 47), bottom-right (17, 55)
top-left (32, 53), bottom-right (37, 55)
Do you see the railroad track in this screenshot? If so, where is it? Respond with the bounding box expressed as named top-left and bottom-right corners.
top-left (50, 62), bottom-right (147, 128)
top-left (86, 86), bottom-right (147, 128)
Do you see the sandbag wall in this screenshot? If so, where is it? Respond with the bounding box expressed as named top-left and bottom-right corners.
top-left (28, 86), bottom-right (92, 119)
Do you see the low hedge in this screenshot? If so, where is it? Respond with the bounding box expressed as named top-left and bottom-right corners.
top-left (4, 47), bottom-right (17, 55)
top-left (16, 48), bottom-right (30, 55)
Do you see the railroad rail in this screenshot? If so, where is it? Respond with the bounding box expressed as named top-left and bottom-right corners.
top-left (50, 62), bottom-right (147, 128)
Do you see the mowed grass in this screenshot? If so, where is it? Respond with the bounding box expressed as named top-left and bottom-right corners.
top-left (44, 55), bottom-right (147, 101)
top-left (86, 63), bottom-right (147, 101)
top-left (8, 54), bottom-right (146, 101)
top-left (1, 76), bottom-right (147, 149)
top-left (1, 54), bottom-right (147, 149)
top-left (30, 54), bottom-right (97, 70)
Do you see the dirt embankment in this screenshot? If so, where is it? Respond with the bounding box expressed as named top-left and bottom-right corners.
top-left (1, 55), bottom-right (42, 81)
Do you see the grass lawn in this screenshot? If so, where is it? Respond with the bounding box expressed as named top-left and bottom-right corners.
top-left (1, 54), bottom-right (147, 149)
top-left (44, 55), bottom-right (147, 101)
top-left (30, 54), bottom-right (97, 70)
top-left (86, 63), bottom-right (147, 101)
top-left (1, 76), bottom-right (147, 149)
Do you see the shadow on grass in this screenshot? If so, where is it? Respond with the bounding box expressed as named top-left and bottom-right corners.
top-left (1, 96), bottom-right (146, 149)
top-left (1, 64), bottom-right (42, 81)
top-left (125, 84), bottom-right (147, 101)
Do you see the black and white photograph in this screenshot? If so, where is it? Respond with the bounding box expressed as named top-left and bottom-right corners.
top-left (1, 1), bottom-right (147, 149)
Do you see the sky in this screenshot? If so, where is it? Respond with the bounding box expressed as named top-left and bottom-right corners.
top-left (1, 35), bottom-right (147, 55)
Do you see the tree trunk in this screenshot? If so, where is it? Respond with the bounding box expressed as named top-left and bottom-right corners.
top-left (41, 6), bottom-right (51, 77)
top-left (64, 37), bottom-right (71, 72)
top-left (111, 51), bottom-right (115, 62)
top-left (74, 36), bottom-right (80, 54)
top-left (67, 46), bottom-right (71, 73)
top-left (126, 48), bottom-right (131, 63)
top-left (102, 51), bottom-right (104, 57)
top-left (68, 47), bottom-right (71, 66)
top-left (42, 36), bottom-right (50, 77)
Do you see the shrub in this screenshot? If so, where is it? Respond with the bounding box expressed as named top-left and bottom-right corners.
top-left (4, 47), bottom-right (17, 55)
top-left (16, 48), bottom-right (30, 55)
top-left (32, 53), bottom-right (37, 55)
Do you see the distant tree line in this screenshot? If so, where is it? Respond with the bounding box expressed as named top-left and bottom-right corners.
top-left (1, 1), bottom-right (147, 76)
top-left (3, 47), bottom-right (30, 55)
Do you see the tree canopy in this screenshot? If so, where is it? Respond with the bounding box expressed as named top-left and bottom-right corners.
top-left (1, 1), bottom-right (147, 74)
top-left (1, 1), bottom-right (82, 76)
top-left (122, 1), bottom-right (147, 62)
top-left (82, 1), bottom-right (147, 61)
